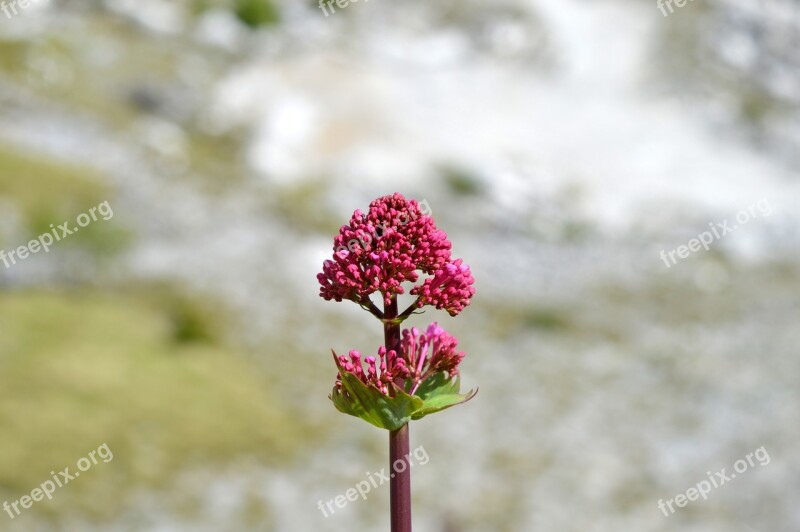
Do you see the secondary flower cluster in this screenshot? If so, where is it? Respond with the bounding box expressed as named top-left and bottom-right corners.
top-left (333, 347), bottom-right (409, 396)
top-left (318, 193), bottom-right (475, 316)
top-left (334, 323), bottom-right (465, 397)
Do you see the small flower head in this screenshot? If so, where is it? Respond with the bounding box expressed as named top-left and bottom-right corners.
top-left (334, 347), bottom-right (410, 396)
top-left (336, 322), bottom-right (465, 398)
top-left (401, 322), bottom-right (465, 393)
top-left (410, 259), bottom-right (475, 316)
top-left (330, 323), bottom-right (475, 429)
top-left (318, 193), bottom-right (474, 315)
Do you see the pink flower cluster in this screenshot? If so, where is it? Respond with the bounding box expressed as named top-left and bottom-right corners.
top-left (401, 323), bottom-right (465, 394)
top-left (334, 347), bottom-right (410, 396)
top-left (335, 323), bottom-right (465, 397)
top-left (411, 259), bottom-right (475, 317)
top-left (318, 193), bottom-right (474, 313)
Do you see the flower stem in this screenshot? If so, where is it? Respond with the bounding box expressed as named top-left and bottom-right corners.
top-left (389, 424), bottom-right (411, 532)
top-left (384, 298), bottom-right (412, 532)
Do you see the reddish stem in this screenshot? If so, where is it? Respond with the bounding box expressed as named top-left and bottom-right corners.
top-left (384, 297), bottom-right (411, 532)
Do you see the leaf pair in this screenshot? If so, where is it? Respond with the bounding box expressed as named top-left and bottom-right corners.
top-left (330, 368), bottom-right (477, 431)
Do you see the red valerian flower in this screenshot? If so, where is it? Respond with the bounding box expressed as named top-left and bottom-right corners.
top-left (321, 194), bottom-right (477, 528)
top-left (334, 322), bottom-right (466, 398)
top-left (317, 193), bottom-right (473, 315)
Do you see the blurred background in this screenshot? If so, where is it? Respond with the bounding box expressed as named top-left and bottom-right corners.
top-left (0, 0), bottom-right (798, 530)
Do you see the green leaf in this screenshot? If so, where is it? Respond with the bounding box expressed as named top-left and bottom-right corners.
top-left (415, 372), bottom-right (461, 400)
top-left (331, 372), bottom-right (424, 431)
top-left (411, 388), bottom-right (478, 420)
top-left (410, 373), bottom-right (477, 421)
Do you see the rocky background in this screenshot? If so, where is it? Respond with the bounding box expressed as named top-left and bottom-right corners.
top-left (0, 0), bottom-right (798, 530)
